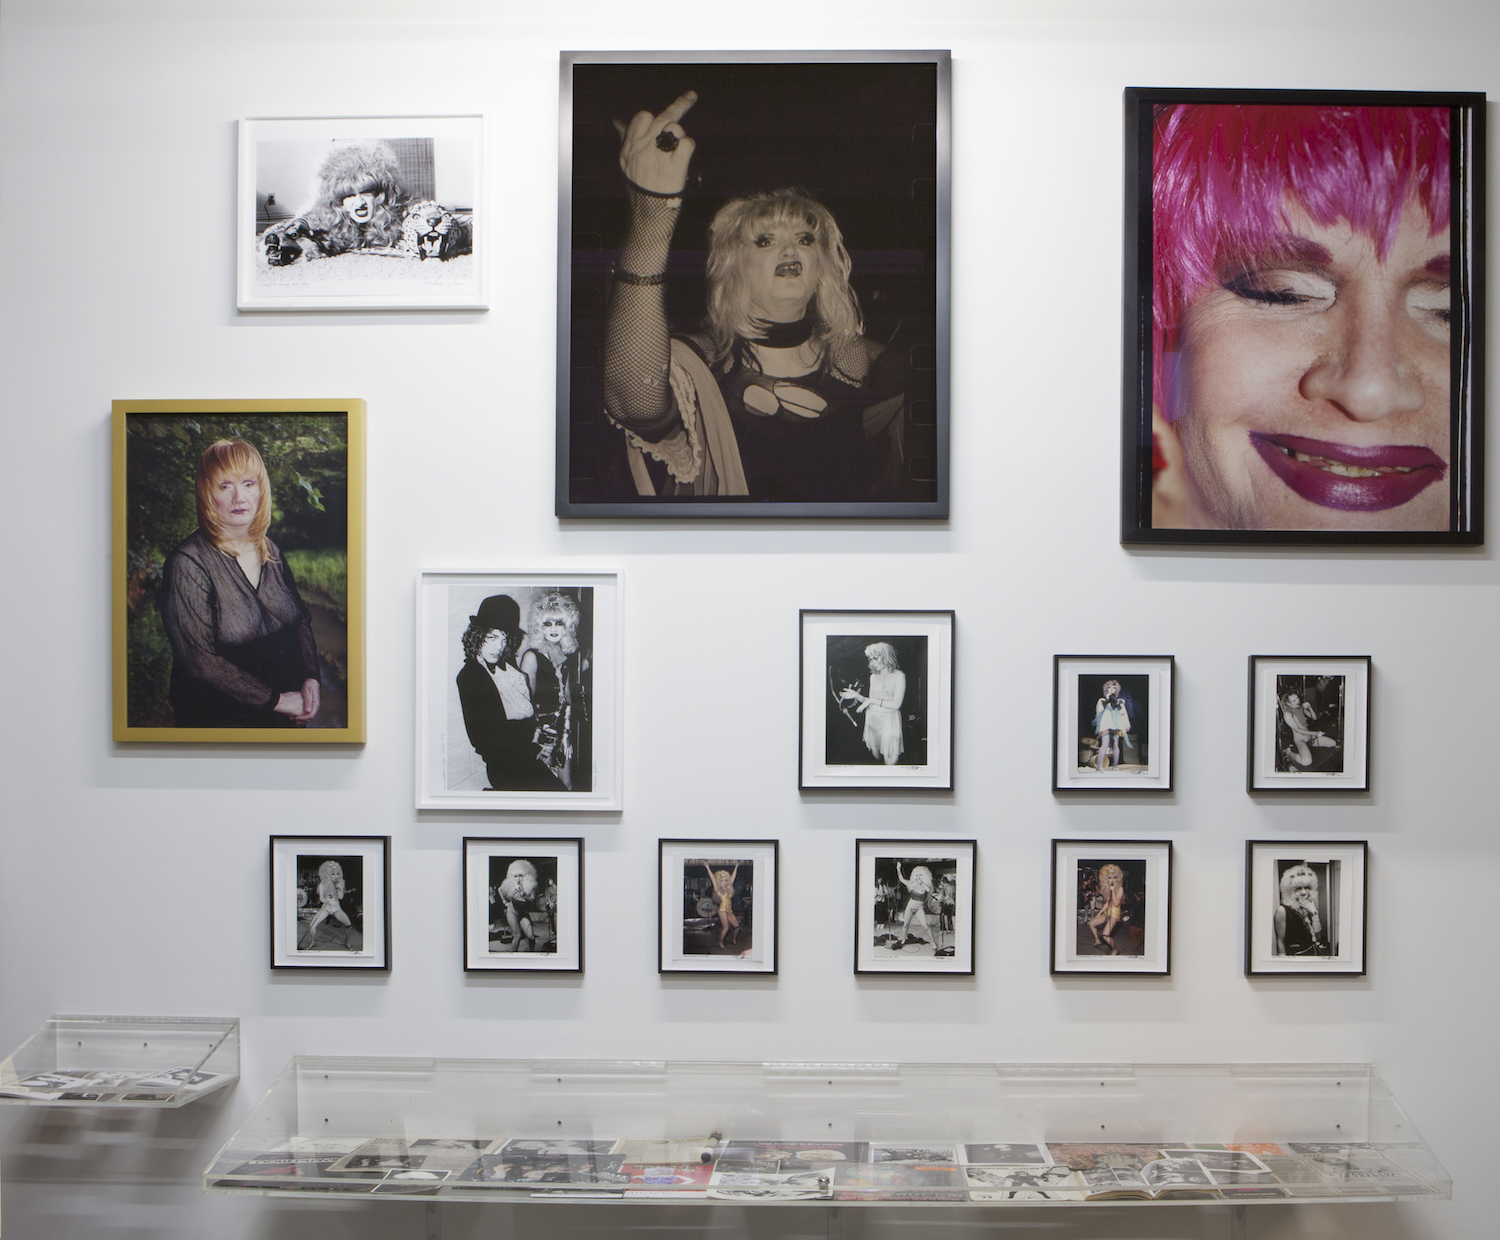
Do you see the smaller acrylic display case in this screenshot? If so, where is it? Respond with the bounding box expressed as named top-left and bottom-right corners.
top-left (0, 1015), bottom-right (239, 1108)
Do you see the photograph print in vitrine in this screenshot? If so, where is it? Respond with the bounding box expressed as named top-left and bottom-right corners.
top-left (854, 839), bottom-right (974, 975)
top-left (658, 839), bottom-right (778, 974)
top-left (1051, 839), bottom-right (1171, 975)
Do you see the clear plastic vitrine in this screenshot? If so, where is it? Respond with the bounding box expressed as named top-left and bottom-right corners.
top-left (0, 1015), bottom-right (239, 1108)
top-left (203, 1058), bottom-right (1449, 1207)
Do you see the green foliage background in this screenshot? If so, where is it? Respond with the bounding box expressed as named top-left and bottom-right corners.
top-left (125, 414), bottom-right (348, 726)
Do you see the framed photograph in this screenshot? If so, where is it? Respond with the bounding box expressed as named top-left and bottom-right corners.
top-left (1122, 88), bottom-right (1485, 546)
top-left (1248, 656), bottom-right (1370, 791)
top-left (416, 571), bottom-right (621, 810)
top-left (463, 837), bottom-right (582, 973)
top-left (270, 835), bottom-right (389, 970)
top-left (112, 401), bottom-right (365, 743)
top-left (658, 839), bottom-right (778, 974)
top-left (237, 115), bottom-right (485, 311)
top-left (854, 839), bottom-right (975, 975)
top-left (1050, 840), bottom-right (1172, 976)
top-left (799, 610), bottom-right (954, 789)
top-left (1245, 840), bottom-right (1368, 976)
top-left (558, 50), bottom-right (950, 518)
top-left (1052, 655), bottom-right (1174, 791)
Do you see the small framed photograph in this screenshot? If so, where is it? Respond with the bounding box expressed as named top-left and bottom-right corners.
top-left (270, 836), bottom-right (389, 970)
top-left (1052, 655), bottom-right (1174, 791)
top-left (1245, 840), bottom-right (1368, 976)
top-left (658, 839), bottom-right (778, 974)
top-left (417, 571), bottom-right (621, 810)
top-left (237, 115), bottom-right (485, 311)
top-left (1050, 840), bottom-right (1172, 976)
top-left (558, 51), bottom-right (950, 519)
top-left (1122, 88), bottom-right (1485, 547)
top-left (463, 838), bottom-right (582, 973)
top-left (112, 401), bottom-right (365, 743)
top-left (854, 839), bottom-right (975, 975)
top-left (799, 610), bottom-right (954, 789)
top-left (1247, 656), bottom-right (1371, 791)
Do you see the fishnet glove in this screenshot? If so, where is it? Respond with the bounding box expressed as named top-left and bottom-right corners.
top-left (603, 189), bottom-right (683, 437)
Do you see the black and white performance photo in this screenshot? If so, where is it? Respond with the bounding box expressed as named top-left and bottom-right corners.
top-left (658, 839), bottom-right (778, 974)
top-left (270, 835), bottom-right (389, 970)
top-left (1053, 655), bottom-right (1173, 791)
top-left (800, 610), bottom-right (954, 789)
top-left (1248, 656), bottom-right (1370, 791)
top-left (1051, 839), bottom-right (1171, 976)
top-left (418, 572), bottom-right (621, 810)
top-left (1246, 841), bottom-right (1367, 976)
top-left (237, 115), bottom-right (485, 310)
top-left (463, 837), bottom-right (583, 972)
top-left (855, 839), bottom-right (974, 975)
top-left (558, 51), bottom-right (950, 518)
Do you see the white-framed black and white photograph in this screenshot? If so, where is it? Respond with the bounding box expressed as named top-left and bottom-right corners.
top-left (1052, 655), bottom-right (1174, 791)
top-left (269, 835), bottom-right (389, 970)
top-left (1245, 840), bottom-right (1368, 976)
top-left (854, 839), bottom-right (975, 975)
top-left (658, 839), bottom-right (778, 975)
top-left (417, 571), bottom-right (621, 811)
top-left (1050, 839), bottom-right (1171, 976)
top-left (558, 50), bottom-right (950, 519)
top-left (799, 610), bottom-right (954, 789)
top-left (1248, 656), bottom-right (1371, 791)
top-left (463, 837), bottom-right (583, 973)
top-left (237, 115), bottom-right (485, 311)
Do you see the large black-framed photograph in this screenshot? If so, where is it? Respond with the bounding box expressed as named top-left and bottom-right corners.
top-left (1122, 88), bottom-right (1486, 546)
top-left (558, 50), bottom-right (950, 518)
top-left (463, 837), bottom-right (582, 973)
top-left (1248, 656), bottom-right (1370, 791)
top-left (1245, 840), bottom-right (1368, 976)
top-left (416, 571), bottom-right (622, 810)
top-left (658, 839), bottom-right (778, 974)
top-left (854, 839), bottom-right (975, 975)
top-left (1050, 840), bottom-right (1172, 976)
top-left (799, 610), bottom-right (954, 789)
top-left (112, 401), bottom-right (365, 743)
top-left (270, 835), bottom-right (389, 970)
top-left (1052, 655), bottom-right (1174, 791)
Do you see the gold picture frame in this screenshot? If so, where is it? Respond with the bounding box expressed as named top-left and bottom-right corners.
top-left (112, 399), bottom-right (365, 743)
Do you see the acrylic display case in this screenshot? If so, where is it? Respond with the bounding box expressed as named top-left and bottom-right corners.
top-left (0, 1015), bottom-right (239, 1107)
top-left (204, 1057), bottom-right (1449, 1221)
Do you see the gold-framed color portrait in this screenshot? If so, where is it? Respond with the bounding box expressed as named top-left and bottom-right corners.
top-left (112, 399), bottom-right (365, 742)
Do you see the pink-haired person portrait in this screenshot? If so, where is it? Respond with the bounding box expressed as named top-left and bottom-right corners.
top-left (1150, 103), bottom-right (1458, 531)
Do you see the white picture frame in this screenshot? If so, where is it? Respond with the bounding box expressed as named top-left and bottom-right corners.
top-left (854, 839), bottom-right (975, 975)
top-left (1053, 655), bottom-right (1174, 791)
top-left (463, 837), bottom-right (583, 973)
top-left (658, 839), bottom-right (778, 975)
top-left (417, 571), bottom-right (622, 811)
top-left (237, 115), bottom-right (486, 311)
top-left (1245, 840), bottom-right (1368, 976)
top-left (1248, 656), bottom-right (1371, 791)
top-left (270, 835), bottom-right (390, 970)
top-left (1050, 839), bottom-right (1171, 976)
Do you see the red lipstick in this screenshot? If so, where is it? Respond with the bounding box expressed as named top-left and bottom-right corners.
top-left (1250, 432), bottom-right (1446, 512)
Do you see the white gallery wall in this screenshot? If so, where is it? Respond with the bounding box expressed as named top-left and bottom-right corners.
top-left (0, 1), bottom-right (1496, 1238)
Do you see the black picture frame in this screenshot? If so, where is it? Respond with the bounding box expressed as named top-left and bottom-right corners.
top-left (462, 837), bottom-right (584, 974)
top-left (1051, 655), bottom-right (1174, 792)
top-left (269, 835), bottom-right (390, 971)
top-left (1245, 840), bottom-right (1368, 976)
top-left (557, 50), bottom-right (951, 518)
top-left (1247, 656), bottom-right (1372, 792)
top-left (853, 838), bottom-right (976, 976)
top-left (657, 838), bottom-right (779, 975)
top-left (1121, 87), bottom-right (1485, 546)
top-left (1050, 839), bottom-right (1172, 977)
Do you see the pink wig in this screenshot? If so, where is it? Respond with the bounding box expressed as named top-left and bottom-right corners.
top-left (1153, 104), bottom-right (1451, 417)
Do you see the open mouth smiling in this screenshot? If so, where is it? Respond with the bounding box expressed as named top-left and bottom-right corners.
top-left (1249, 432), bottom-right (1447, 512)
top-left (774, 260), bottom-right (802, 277)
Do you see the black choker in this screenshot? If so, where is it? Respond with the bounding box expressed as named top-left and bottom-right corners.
top-left (752, 316), bottom-right (815, 349)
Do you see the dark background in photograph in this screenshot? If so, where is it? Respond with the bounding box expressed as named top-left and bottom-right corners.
top-left (1273, 858), bottom-right (1340, 956)
top-left (1274, 674), bottom-right (1345, 773)
top-left (567, 60), bottom-right (939, 503)
top-left (487, 855), bottom-right (559, 953)
top-left (681, 856), bottom-right (753, 956)
top-left (295, 853), bottom-right (362, 951)
top-left (125, 414), bottom-right (349, 728)
top-left (1075, 858), bottom-right (1147, 957)
top-left (872, 855), bottom-right (957, 945)
top-left (824, 634), bottom-right (928, 765)
top-left (1074, 673), bottom-right (1149, 770)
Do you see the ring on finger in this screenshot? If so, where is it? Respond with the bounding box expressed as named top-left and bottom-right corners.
top-left (655, 131), bottom-right (680, 153)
